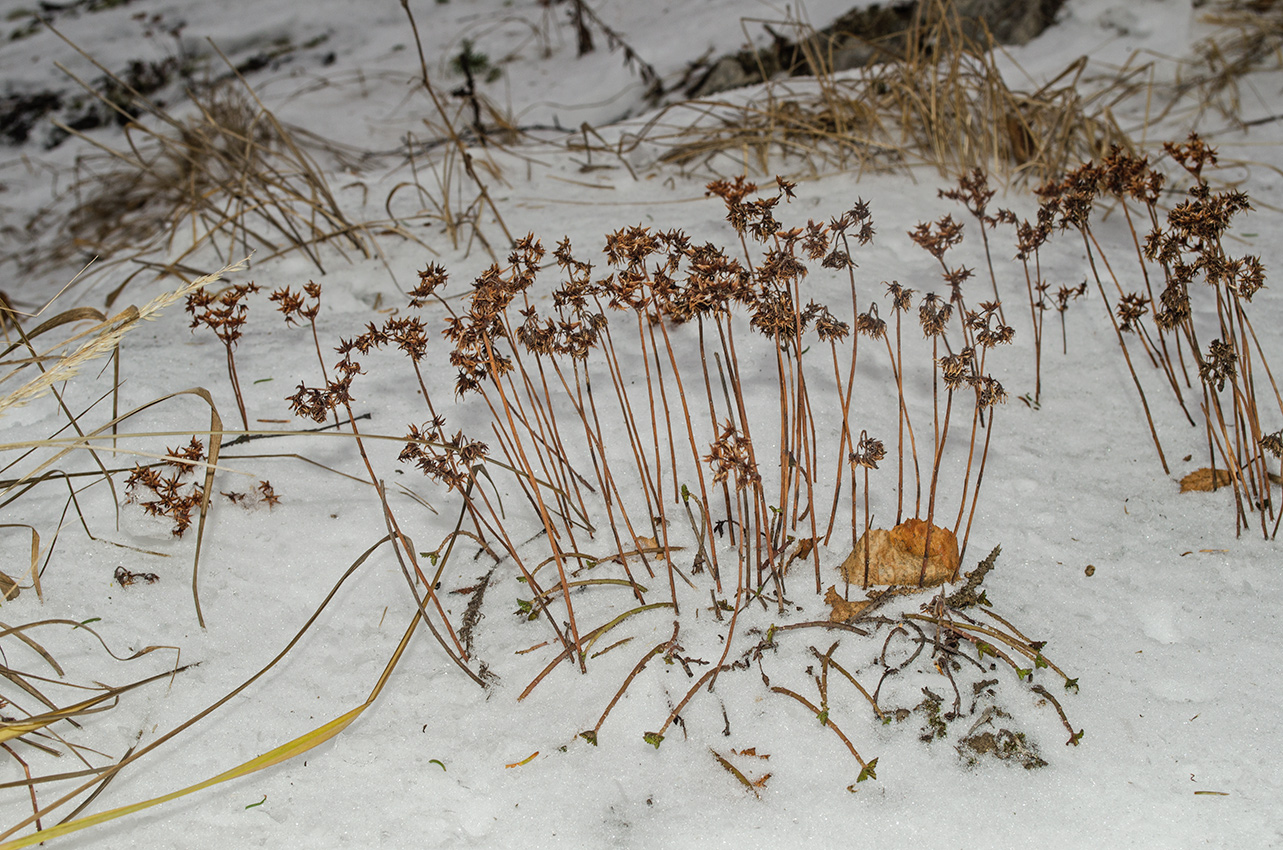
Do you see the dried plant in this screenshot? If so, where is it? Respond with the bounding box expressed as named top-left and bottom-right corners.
top-left (605, 0), bottom-right (1130, 185)
top-left (1034, 134), bottom-right (1281, 537)
top-left (186, 281), bottom-right (260, 430)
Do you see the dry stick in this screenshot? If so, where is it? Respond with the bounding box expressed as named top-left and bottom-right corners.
top-left (464, 482), bottom-right (576, 653)
top-left (811, 644), bottom-right (883, 719)
top-left (596, 316), bottom-right (662, 523)
top-left (401, 0), bottom-right (513, 248)
top-left (782, 277), bottom-right (822, 588)
top-left (1119, 199), bottom-right (1188, 407)
top-left (479, 336), bottom-right (587, 670)
top-left (583, 641), bottom-right (668, 743)
top-left (1237, 307), bottom-right (1283, 434)
top-left (1079, 228), bottom-right (1170, 474)
top-left (504, 340), bottom-right (592, 541)
top-left (551, 358), bottom-right (646, 602)
top-left (582, 357), bottom-right (658, 579)
top-left (769, 686), bottom-right (871, 769)
top-left (634, 312), bottom-right (680, 614)
top-left (653, 317), bottom-right (722, 589)
top-left (653, 500), bottom-right (747, 733)
top-left (343, 408), bottom-right (466, 661)
top-left (882, 324), bottom-right (921, 523)
top-left (1018, 254), bottom-right (1044, 402)
top-left (959, 404), bottom-right (996, 564)
top-left (953, 346), bottom-right (990, 536)
top-left (1225, 294), bottom-right (1268, 527)
top-left (518, 602), bottom-right (675, 700)
top-left (822, 337), bottom-right (855, 546)
top-left (919, 383), bottom-right (955, 586)
top-left (697, 316), bottom-right (738, 546)
top-left (376, 482), bottom-right (475, 671)
top-left (717, 316), bottom-right (780, 599)
top-left (641, 313), bottom-right (680, 508)
top-left (1088, 228), bottom-right (1193, 424)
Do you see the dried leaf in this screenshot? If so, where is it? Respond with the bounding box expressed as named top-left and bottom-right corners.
top-left (840, 519), bottom-right (959, 588)
top-left (0, 569), bottom-right (19, 600)
top-left (825, 585), bottom-right (873, 622)
top-left (1180, 468), bottom-right (1232, 492)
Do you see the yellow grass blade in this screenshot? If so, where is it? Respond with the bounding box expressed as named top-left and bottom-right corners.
top-left (0, 610), bottom-right (421, 850)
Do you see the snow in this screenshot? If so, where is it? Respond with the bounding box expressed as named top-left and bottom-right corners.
top-left (2, 0), bottom-right (1282, 848)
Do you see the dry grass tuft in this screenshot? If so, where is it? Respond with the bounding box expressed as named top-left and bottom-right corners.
top-left (25, 25), bottom-right (375, 304)
top-left (604, 1), bottom-right (1130, 184)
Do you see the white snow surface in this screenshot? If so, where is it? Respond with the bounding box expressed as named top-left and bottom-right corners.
top-left (2, 0), bottom-right (1282, 848)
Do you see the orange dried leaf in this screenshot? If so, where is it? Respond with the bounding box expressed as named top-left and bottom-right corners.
top-left (825, 585), bottom-right (872, 622)
top-left (840, 519), bottom-right (959, 588)
top-left (1179, 468), bottom-right (1232, 492)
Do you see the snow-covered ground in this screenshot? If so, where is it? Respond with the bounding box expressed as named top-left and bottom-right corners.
top-left (2, 1), bottom-right (1282, 847)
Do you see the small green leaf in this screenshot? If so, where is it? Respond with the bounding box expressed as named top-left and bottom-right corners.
top-left (817, 708), bottom-right (829, 726)
top-left (1016, 667), bottom-right (1031, 681)
top-left (252, 377), bottom-right (273, 385)
top-left (429, 759), bottom-right (446, 771)
top-left (680, 484), bottom-right (691, 503)
top-left (1035, 654), bottom-right (1048, 669)
top-left (643, 732), bottom-right (664, 749)
top-left (1064, 677), bottom-right (1079, 693)
top-left (857, 757), bottom-right (878, 782)
top-left (976, 641), bottom-right (993, 658)
top-left (245, 795), bottom-right (267, 809)
top-left (76, 618), bottom-right (101, 629)
top-left (580, 731), bottom-right (598, 746)
top-left (1070, 728), bottom-right (1085, 746)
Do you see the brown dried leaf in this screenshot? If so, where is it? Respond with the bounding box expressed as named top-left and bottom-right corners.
top-left (1179, 467), bottom-right (1232, 492)
top-left (0, 569), bottom-right (19, 601)
top-left (825, 585), bottom-right (873, 623)
top-left (840, 519), bottom-right (959, 588)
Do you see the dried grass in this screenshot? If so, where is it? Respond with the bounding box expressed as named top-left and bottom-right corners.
top-left (594, 1), bottom-right (1131, 184)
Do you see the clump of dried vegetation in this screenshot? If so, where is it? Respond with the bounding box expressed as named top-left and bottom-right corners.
top-left (4, 0), bottom-right (1283, 844)
top-left (581, 0), bottom-right (1130, 185)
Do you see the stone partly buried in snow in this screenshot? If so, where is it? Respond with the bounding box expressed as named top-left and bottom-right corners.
top-left (840, 518), bottom-right (960, 588)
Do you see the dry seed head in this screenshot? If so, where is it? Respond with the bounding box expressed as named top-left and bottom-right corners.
top-left (1232, 255), bottom-right (1265, 301)
top-left (410, 263), bottom-right (449, 308)
top-left (706, 421), bottom-right (759, 489)
top-left (976, 376), bottom-right (1007, 409)
top-left (1116, 293), bottom-right (1148, 333)
top-left (908, 215), bottom-right (964, 260)
top-left (850, 431), bottom-right (886, 470)
top-left (1260, 430), bottom-right (1283, 460)
top-left (802, 220), bottom-right (830, 260)
top-left (856, 303), bottom-right (887, 340)
top-left (919, 293), bottom-right (952, 337)
top-left (886, 280), bottom-right (914, 312)
top-left (1163, 132), bottom-right (1217, 180)
top-left (939, 168), bottom-right (995, 223)
top-left (812, 305), bottom-right (849, 342)
top-left (938, 350), bottom-right (974, 389)
top-left (1155, 280), bottom-right (1191, 329)
top-left (821, 248), bottom-right (853, 270)
top-left (1199, 338), bottom-right (1238, 391)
